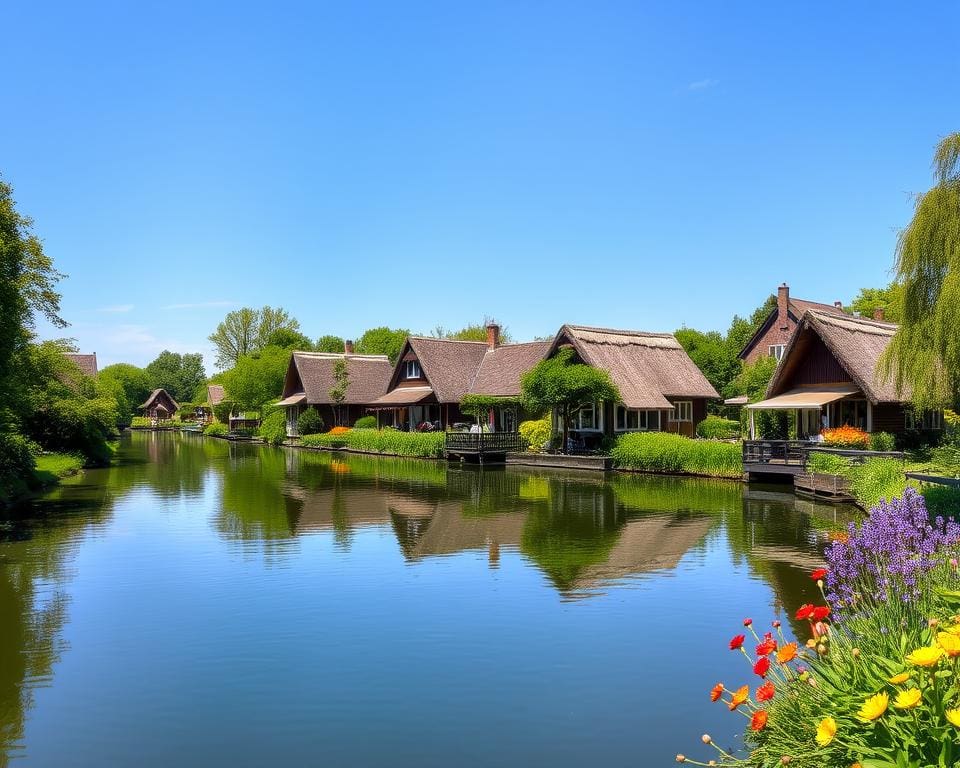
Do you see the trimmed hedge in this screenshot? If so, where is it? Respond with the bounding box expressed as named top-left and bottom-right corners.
top-left (695, 415), bottom-right (740, 440)
top-left (258, 410), bottom-right (287, 446)
top-left (203, 423), bottom-right (229, 437)
top-left (353, 415), bottom-right (377, 429)
top-left (610, 432), bottom-right (743, 478)
top-left (299, 429), bottom-right (445, 458)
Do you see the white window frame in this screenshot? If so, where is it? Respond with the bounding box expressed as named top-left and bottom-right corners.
top-left (670, 401), bottom-right (693, 423)
top-left (404, 360), bottom-right (421, 380)
top-left (614, 406), bottom-right (661, 432)
top-left (769, 344), bottom-right (786, 362)
top-left (906, 410), bottom-right (944, 430)
top-left (570, 402), bottom-right (603, 432)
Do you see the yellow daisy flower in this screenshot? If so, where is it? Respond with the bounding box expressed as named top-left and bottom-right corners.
top-left (858, 691), bottom-right (888, 721)
top-left (815, 716), bottom-right (837, 746)
top-left (887, 672), bottom-right (910, 684)
top-left (894, 688), bottom-right (922, 709)
top-left (947, 709), bottom-right (960, 728)
top-left (938, 632), bottom-right (960, 657)
top-left (906, 646), bottom-right (944, 667)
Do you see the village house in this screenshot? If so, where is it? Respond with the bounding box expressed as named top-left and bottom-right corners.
top-left (139, 389), bottom-right (179, 420)
top-left (746, 309), bottom-right (942, 441)
top-left (277, 341), bottom-right (394, 437)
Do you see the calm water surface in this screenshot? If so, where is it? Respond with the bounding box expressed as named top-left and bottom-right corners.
top-left (0, 432), bottom-right (857, 767)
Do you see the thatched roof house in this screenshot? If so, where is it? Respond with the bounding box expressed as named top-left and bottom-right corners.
top-left (65, 353), bottom-right (98, 377)
top-left (207, 384), bottom-right (225, 406)
top-left (140, 389), bottom-right (179, 419)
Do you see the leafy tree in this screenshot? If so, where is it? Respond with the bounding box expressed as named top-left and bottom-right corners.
top-left (221, 346), bottom-right (289, 411)
top-left (725, 295), bottom-right (777, 358)
top-left (99, 363), bottom-right (152, 424)
top-left (882, 133), bottom-right (960, 411)
top-left (848, 283), bottom-right (903, 323)
top-left (264, 327), bottom-right (314, 350)
top-left (520, 348), bottom-right (620, 452)
top-left (725, 355), bottom-right (784, 438)
top-left (674, 328), bottom-right (739, 404)
top-left (431, 321), bottom-right (512, 343)
top-left (145, 351), bottom-right (206, 403)
top-left (316, 334), bottom-right (346, 353)
top-left (355, 327), bottom-right (410, 364)
top-left (329, 358), bottom-right (349, 426)
top-left (208, 306), bottom-right (300, 369)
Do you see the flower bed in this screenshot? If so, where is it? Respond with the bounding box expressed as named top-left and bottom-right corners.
top-left (680, 489), bottom-right (960, 767)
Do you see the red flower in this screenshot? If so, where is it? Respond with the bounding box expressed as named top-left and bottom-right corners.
top-left (755, 632), bottom-right (777, 656)
top-left (772, 620), bottom-right (781, 629)
top-left (743, 618), bottom-right (753, 627)
top-left (753, 656), bottom-right (771, 677)
top-left (730, 634), bottom-right (745, 651)
top-left (756, 681), bottom-right (775, 702)
top-left (710, 683), bottom-right (724, 702)
top-left (811, 568), bottom-right (827, 580)
top-left (812, 605), bottom-right (830, 621)
top-left (750, 710), bottom-right (768, 731)
top-left (795, 604), bottom-right (815, 621)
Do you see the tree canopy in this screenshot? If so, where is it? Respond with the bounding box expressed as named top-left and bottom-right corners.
top-left (208, 306), bottom-right (300, 369)
top-left (431, 321), bottom-right (512, 344)
top-left (848, 283), bottom-right (903, 323)
top-left (145, 351), bottom-right (206, 404)
top-left (221, 346), bottom-right (290, 411)
top-left (316, 334), bottom-right (346, 353)
top-left (355, 327), bottom-right (410, 364)
top-left (882, 133), bottom-right (960, 410)
top-left (99, 363), bottom-right (152, 423)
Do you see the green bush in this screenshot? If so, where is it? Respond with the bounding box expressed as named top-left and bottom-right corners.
top-left (610, 432), bottom-right (742, 478)
top-left (353, 415), bottom-right (377, 429)
top-left (300, 429), bottom-right (445, 458)
top-left (203, 423), bottom-right (229, 437)
top-left (869, 430), bottom-right (896, 452)
top-left (806, 451), bottom-right (853, 475)
top-left (258, 410), bottom-right (287, 446)
top-left (848, 457), bottom-right (908, 509)
top-left (518, 418), bottom-right (551, 452)
top-left (921, 484), bottom-right (960, 517)
top-left (297, 408), bottom-right (324, 436)
top-left (0, 432), bottom-right (39, 500)
top-left (695, 415), bottom-right (740, 440)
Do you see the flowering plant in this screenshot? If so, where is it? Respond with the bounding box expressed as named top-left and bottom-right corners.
top-left (679, 490), bottom-right (960, 767)
top-left (328, 426), bottom-right (352, 435)
top-left (821, 425), bottom-right (870, 450)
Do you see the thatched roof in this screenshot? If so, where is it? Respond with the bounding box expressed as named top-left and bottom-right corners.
top-left (470, 341), bottom-right (552, 397)
top-left (140, 388), bottom-right (179, 412)
top-left (65, 353), bottom-right (98, 377)
top-left (207, 384), bottom-right (225, 406)
top-left (281, 352), bottom-right (393, 405)
top-left (547, 325), bottom-right (719, 409)
top-left (767, 310), bottom-right (902, 404)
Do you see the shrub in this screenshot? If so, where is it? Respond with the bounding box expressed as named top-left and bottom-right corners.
top-left (0, 432), bottom-right (38, 500)
top-left (610, 432), bottom-right (742, 478)
top-left (806, 451), bottom-right (852, 475)
top-left (203, 423), bottom-right (229, 437)
top-left (821, 425), bottom-right (869, 449)
top-left (297, 408), bottom-right (324, 436)
top-left (353, 415), bottom-right (377, 429)
top-left (300, 430), bottom-right (445, 458)
top-left (921, 484), bottom-right (960, 517)
top-left (696, 415), bottom-right (740, 440)
top-left (518, 418), bottom-right (551, 452)
top-left (847, 456), bottom-right (908, 509)
top-left (868, 430), bottom-right (896, 452)
top-left (258, 410), bottom-right (287, 446)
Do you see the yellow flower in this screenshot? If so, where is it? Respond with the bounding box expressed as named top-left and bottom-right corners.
top-left (894, 688), bottom-right (922, 709)
top-left (858, 691), bottom-right (888, 721)
top-left (938, 632), bottom-right (960, 657)
top-left (906, 646), bottom-right (944, 667)
top-left (815, 716), bottom-right (837, 746)
top-left (946, 709), bottom-right (960, 728)
top-left (887, 672), bottom-right (910, 684)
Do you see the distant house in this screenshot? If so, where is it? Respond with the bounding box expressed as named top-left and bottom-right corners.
top-left (739, 284), bottom-right (845, 364)
top-left (747, 309), bottom-right (941, 440)
top-left (277, 342), bottom-right (394, 437)
top-left (368, 324), bottom-right (550, 431)
top-left (543, 325), bottom-right (719, 441)
top-left (196, 384), bottom-right (226, 424)
top-left (140, 389), bottom-right (179, 420)
top-left (65, 352), bottom-right (98, 377)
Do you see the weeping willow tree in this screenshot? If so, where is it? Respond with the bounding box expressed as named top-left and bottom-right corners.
top-left (881, 133), bottom-right (960, 411)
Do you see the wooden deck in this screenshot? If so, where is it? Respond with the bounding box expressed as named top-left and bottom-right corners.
top-left (445, 432), bottom-right (525, 463)
top-left (743, 441), bottom-right (904, 480)
top-left (793, 472), bottom-right (854, 503)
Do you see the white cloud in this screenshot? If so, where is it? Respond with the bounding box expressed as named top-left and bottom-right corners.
top-left (687, 78), bottom-right (719, 91)
top-left (96, 304), bottom-right (135, 313)
top-left (162, 300), bottom-right (237, 310)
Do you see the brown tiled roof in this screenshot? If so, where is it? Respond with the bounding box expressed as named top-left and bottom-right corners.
top-left (767, 310), bottom-right (902, 403)
top-left (284, 352), bottom-right (393, 405)
top-left (406, 337), bottom-right (490, 403)
top-left (207, 384), bottom-right (225, 406)
top-left (789, 298), bottom-right (844, 317)
top-left (738, 297), bottom-right (845, 360)
top-left (65, 353), bottom-right (98, 377)
top-left (140, 388), bottom-right (179, 412)
top-left (549, 325), bottom-right (719, 409)
top-left (469, 341), bottom-right (552, 397)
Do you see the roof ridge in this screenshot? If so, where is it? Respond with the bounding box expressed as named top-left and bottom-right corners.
top-left (408, 336), bottom-right (489, 345)
top-left (563, 324), bottom-right (675, 338)
top-left (807, 308), bottom-right (898, 330)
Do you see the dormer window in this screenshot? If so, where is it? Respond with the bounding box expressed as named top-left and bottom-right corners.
top-left (404, 360), bottom-right (421, 380)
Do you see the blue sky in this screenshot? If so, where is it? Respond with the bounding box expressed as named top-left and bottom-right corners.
top-left (5, 2), bottom-right (958, 371)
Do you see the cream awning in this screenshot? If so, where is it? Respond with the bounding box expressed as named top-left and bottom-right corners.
top-left (276, 392), bottom-right (307, 407)
top-left (747, 384), bottom-right (861, 410)
top-left (368, 386), bottom-right (434, 408)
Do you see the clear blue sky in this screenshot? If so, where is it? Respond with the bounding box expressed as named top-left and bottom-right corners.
top-left (5, 2), bottom-right (958, 371)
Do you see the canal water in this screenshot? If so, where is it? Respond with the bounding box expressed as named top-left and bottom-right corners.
top-left (0, 432), bottom-right (856, 767)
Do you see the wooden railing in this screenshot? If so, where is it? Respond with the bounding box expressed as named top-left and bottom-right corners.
top-left (743, 441), bottom-right (904, 467)
top-left (445, 432), bottom-right (525, 455)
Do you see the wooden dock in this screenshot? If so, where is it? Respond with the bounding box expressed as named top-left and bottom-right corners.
top-left (505, 453), bottom-right (612, 471)
top-left (793, 472), bottom-right (853, 503)
top-left (445, 432), bottom-right (524, 464)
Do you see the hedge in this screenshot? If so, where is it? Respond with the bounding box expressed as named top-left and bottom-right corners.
top-left (299, 429), bottom-right (446, 458)
top-left (695, 415), bottom-right (740, 440)
top-left (610, 432), bottom-right (743, 479)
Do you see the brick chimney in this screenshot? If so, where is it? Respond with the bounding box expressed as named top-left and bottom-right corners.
top-left (344, 339), bottom-right (354, 354)
top-left (485, 323), bottom-right (501, 349)
top-left (834, 301), bottom-right (844, 311)
top-left (777, 284), bottom-right (790, 330)
top-left (873, 308), bottom-right (885, 322)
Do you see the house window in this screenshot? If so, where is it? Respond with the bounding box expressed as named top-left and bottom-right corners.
top-left (404, 360), bottom-right (421, 379)
top-left (769, 344), bottom-right (786, 362)
top-left (906, 410), bottom-right (944, 431)
top-left (670, 401), bottom-right (693, 422)
top-left (569, 402), bottom-right (602, 431)
top-left (615, 406), bottom-right (662, 432)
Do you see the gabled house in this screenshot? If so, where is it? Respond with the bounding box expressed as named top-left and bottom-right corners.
top-left (739, 284), bottom-right (845, 364)
top-left (746, 309), bottom-right (941, 440)
top-left (277, 343), bottom-right (394, 437)
top-left (140, 389), bottom-right (179, 420)
top-left (368, 324), bottom-right (550, 431)
top-left (543, 325), bottom-right (720, 440)
top-left (65, 352), bottom-right (98, 377)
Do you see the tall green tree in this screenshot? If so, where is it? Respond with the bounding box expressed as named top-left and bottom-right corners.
top-left (848, 283), bottom-right (903, 323)
top-left (431, 321), bottom-right (512, 343)
top-left (355, 327), bottom-right (410, 364)
top-left (329, 358), bottom-right (349, 426)
top-left (145, 351), bottom-right (206, 403)
top-left (674, 328), bottom-right (740, 403)
top-left (99, 363), bottom-right (152, 424)
top-left (221, 346), bottom-right (289, 411)
top-left (208, 306), bottom-right (300, 369)
top-left (316, 334), bottom-right (346, 353)
top-left (882, 133), bottom-right (960, 410)
top-left (264, 327), bottom-right (314, 350)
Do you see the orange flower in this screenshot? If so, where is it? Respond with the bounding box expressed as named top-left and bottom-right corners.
top-left (756, 681), bottom-right (775, 702)
top-left (776, 642), bottom-right (798, 664)
top-left (728, 685), bottom-right (749, 711)
top-left (750, 710), bottom-right (768, 731)
top-left (710, 683), bottom-right (724, 702)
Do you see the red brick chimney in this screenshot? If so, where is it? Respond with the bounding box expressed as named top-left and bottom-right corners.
top-left (344, 339), bottom-right (354, 354)
top-left (873, 308), bottom-right (885, 322)
top-left (485, 323), bottom-right (501, 349)
top-left (777, 284), bottom-right (790, 330)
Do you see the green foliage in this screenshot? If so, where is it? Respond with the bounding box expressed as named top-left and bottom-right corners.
top-left (921, 485), bottom-right (960, 517)
top-left (258, 410), bottom-right (287, 446)
top-left (0, 431), bottom-right (38, 500)
top-left (355, 327), bottom-right (410, 364)
top-left (145, 350), bottom-right (205, 403)
top-left (610, 432), bottom-right (743, 478)
top-left (806, 451), bottom-right (853, 475)
top-left (352, 415), bottom-right (377, 429)
top-left (203, 422), bottom-right (229, 437)
top-left (263, 327), bottom-right (314, 350)
top-left (869, 431), bottom-right (897, 452)
top-left (316, 334), bottom-right (345, 353)
top-left (432, 320), bottom-right (512, 343)
top-left (99, 363), bottom-right (152, 424)
top-left (212, 399), bottom-right (237, 424)
top-left (221, 345), bottom-right (289, 411)
top-left (848, 283), bottom-right (903, 323)
top-left (297, 407), bottom-right (324, 436)
top-left (329, 358), bottom-right (349, 426)
top-left (848, 457), bottom-right (909, 509)
top-left (674, 327), bottom-right (738, 401)
top-left (518, 418), bottom-right (551, 452)
top-left (724, 295), bottom-right (777, 358)
top-left (726, 356), bottom-right (785, 437)
top-left (459, 394), bottom-right (521, 420)
top-left (208, 306), bottom-right (300, 369)
top-left (695, 415), bottom-right (740, 439)
top-left (32, 452), bottom-right (83, 485)
top-left (300, 429), bottom-right (445, 458)
top-left (882, 133), bottom-right (960, 410)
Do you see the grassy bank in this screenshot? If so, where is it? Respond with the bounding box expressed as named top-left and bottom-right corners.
top-left (610, 432), bottom-right (743, 479)
top-left (0, 451), bottom-right (86, 507)
top-left (299, 430), bottom-right (446, 458)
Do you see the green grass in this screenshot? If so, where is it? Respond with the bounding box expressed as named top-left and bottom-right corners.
top-left (299, 429), bottom-right (446, 458)
top-left (32, 453), bottom-right (84, 485)
top-left (610, 432), bottom-right (743, 479)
